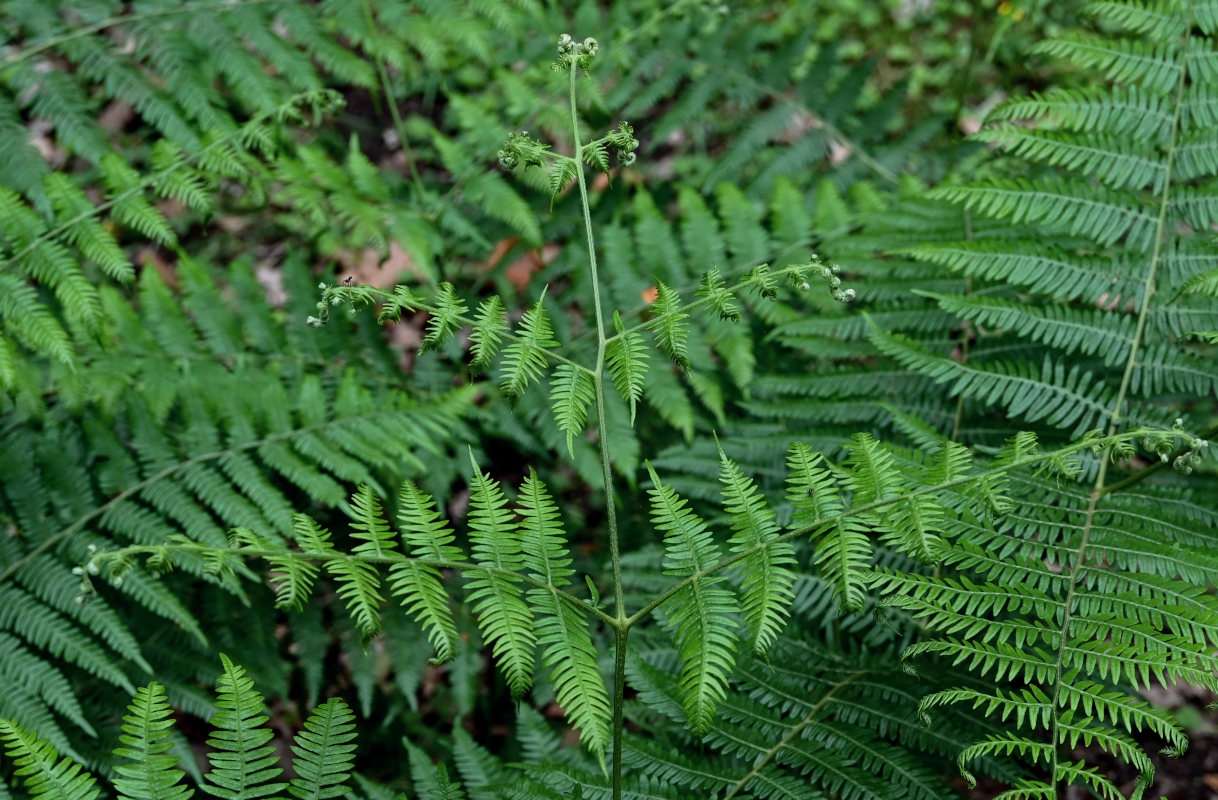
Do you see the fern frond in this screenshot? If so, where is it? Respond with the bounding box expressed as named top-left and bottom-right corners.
top-left (605, 311), bottom-right (649, 425)
top-left (309, 513), bottom-right (383, 639)
top-left (389, 482), bottom-right (463, 663)
top-left (870, 328), bottom-right (1117, 435)
top-left (548, 365), bottom-right (595, 459)
top-left (904, 240), bottom-right (1142, 304)
top-left (500, 291), bottom-right (558, 400)
top-left (696, 269), bottom-right (741, 323)
top-left (515, 470), bottom-right (611, 760)
top-left (646, 463), bottom-right (738, 734)
top-left (202, 655), bottom-right (285, 800)
top-left (928, 179), bottom-right (1156, 251)
top-left (420, 283), bottom-right (468, 355)
top-left (972, 125), bottom-right (1162, 192)
top-left (1032, 32), bottom-right (1179, 93)
top-left (784, 442), bottom-right (872, 612)
top-left (649, 281), bottom-right (691, 371)
top-left (0, 720), bottom-right (98, 800)
top-left (288, 699), bottom-right (356, 800)
top-left (717, 448), bottom-right (795, 657)
top-left (112, 683), bottom-right (193, 800)
top-left (465, 455), bottom-right (535, 697)
top-left (469, 297), bottom-right (508, 376)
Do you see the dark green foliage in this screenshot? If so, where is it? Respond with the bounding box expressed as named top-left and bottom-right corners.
top-left (1, 2), bottom-right (1216, 800)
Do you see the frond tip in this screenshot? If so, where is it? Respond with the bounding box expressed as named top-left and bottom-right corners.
top-left (288, 699), bottom-right (357, 800)
top-left (112, 682), bottom-right (194, 800)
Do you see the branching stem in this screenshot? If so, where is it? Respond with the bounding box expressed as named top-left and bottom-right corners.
top-left (568, 60), bottom-right (629, 798)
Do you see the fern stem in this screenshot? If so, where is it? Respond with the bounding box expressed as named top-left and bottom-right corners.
top-left (358, 0), bottom-right (427, 218)
top-left (721, 669), bottom-right (865, 800)
top-left (568, 59), bottom-right (627, 799)
top-left (1045, 33), bottom-right (1189, 796)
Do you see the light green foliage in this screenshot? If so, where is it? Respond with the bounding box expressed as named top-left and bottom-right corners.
top-left (3, 660), bottom-right (356, 800)
top-left (645, 463), bottom-right (738, 734)
top-left (113, 683), bottom-right (194, 800)
top-left (2, 3), bottom-right (1216, 800)
top-left (203, 655), bottom-right (286, 800)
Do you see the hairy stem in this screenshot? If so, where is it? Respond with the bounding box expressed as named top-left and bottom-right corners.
top-left (89, 545), bottom-right (616, 626)
top-left (568, 60), bottom-right (628, 797)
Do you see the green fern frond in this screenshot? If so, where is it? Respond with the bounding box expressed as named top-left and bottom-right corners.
top-left (696, 269), bottom-right (741, 324)
top-left (784, 442), bottom-right (872, 612)
top-left (717, 448), bottom-right (795, 657)
top-left (349, 485), bottom-right (399, 559)
top-left (288, 699), bottom-right (356, 800)
top-left (904, 240), bottom-right (1143, 304)
top-left (918, 291), bottom-right (1136, 364)
top-left (465, 455), bottom-right (535, 697)
top-left (112, 682), bottom-right (193, 800)
top-left (989, 85), bottom-right (1170, 139)
top-left (605, 311), bottom-right (649, 425)
top-left (324, 542), bottom-right (384, 638)
top-left (389, 482), bottom-right (463, 663)
top-left (548, 160), bottom-right (577, 202)
top-left (928, 179), bottom-right (1156, 251)
top-left (677, 187), bottom-right (727, 275)
top-left (500, 291), bottom-right (558, 401)
top-left (972, 125), bottom-right (1163, 192)
top-left (515, 470), bottom-right (611, 760)
top-left (1032, 32), bottom-right (1179, 93)
top-left (203, 654), bottom-right (285, 800)
top-left (265, 519), bottom-right (323, 612)
top-left (0, 720), bottom-right (98, 800)
top-left (420, 283), bottom-right (468, 355)
top-left (649, 282), bottom-right (691, 371)
top-left (548, 365), bottom-right (595, 459)
top-left (469, 297), bottom-right (508, 376)
top-left (870, 328), bottom-right (1118, 435)
top-left (645, 463), bottom-right (738, 734)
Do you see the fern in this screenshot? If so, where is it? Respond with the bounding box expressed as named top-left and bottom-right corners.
top-left (112, 683), bottom-right (193, 800)
top-left (203, 655), bottom-right (286, 800)
top-left (4, 8), bottom-right (1216, 800)
top-left (464, 454), bottom-right (537, 697)
top-left (644, 463), bottom-right (738, 734)
top-left (3, 658), bottom-right (356, 800)
top-left (499, 291), bottom-right (559, 401)
top-left (0, 720), bottom-right (98, 800)
top-left (288, 699), bottom-right (357, 800)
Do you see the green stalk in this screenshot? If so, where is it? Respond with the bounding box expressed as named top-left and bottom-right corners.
top-left (1045, 33), bottom-right (1188, 798)
top-left (567, 60), bottom-right (628, 798)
